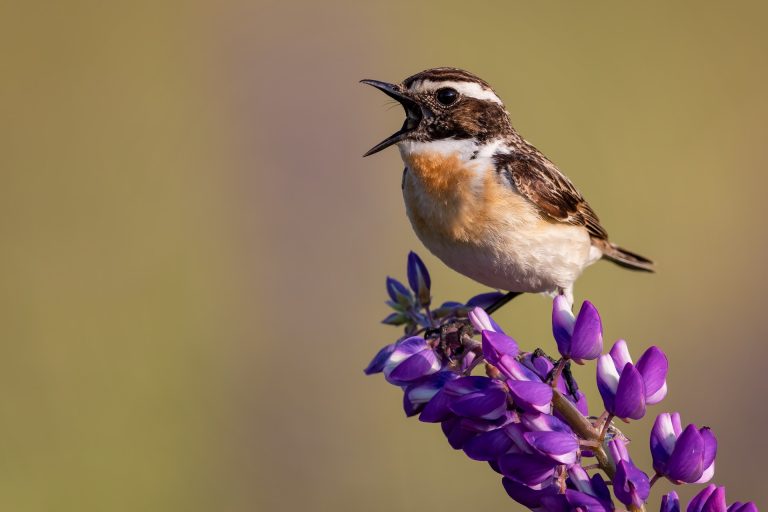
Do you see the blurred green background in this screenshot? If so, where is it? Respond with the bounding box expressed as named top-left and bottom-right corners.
top-left (1, 0), bottom-right (767, 510)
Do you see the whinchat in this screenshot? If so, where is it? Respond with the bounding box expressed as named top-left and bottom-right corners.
top-left (362, 68), bottom-right (653, 306)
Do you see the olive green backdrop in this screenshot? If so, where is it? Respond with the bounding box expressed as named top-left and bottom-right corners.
top-left (2, 1), bottom-right (766, 510)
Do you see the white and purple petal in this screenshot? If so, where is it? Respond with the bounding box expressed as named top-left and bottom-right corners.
top-left (482, 330), bottom-right (519, 365)
top-left (609, 339), bottom-right (633, 371)
top-left (552, 295), bottom-right (576, 357)
top-left (498, 452), bottom-right (558, 486)
top-left (524, 431), bottom-right (579, 465)
top-left (666, 424), bottom-right (705, 483)
top-left (364, 343), bottom-right (395, 375)
top-left (636, 346), bottom-right (669, 404)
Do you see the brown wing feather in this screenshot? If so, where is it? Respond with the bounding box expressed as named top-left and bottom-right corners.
top-left (495, 151), bottom-right (609, 240)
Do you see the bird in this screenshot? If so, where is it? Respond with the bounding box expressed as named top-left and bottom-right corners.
top-left (361, 67), bottom-right (653, 309)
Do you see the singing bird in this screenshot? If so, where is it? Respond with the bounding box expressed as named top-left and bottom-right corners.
top-left (362, 68), bottom-right (653, 307)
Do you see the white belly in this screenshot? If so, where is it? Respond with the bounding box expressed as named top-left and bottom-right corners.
top-left (401, 164), bottom-right (601, 295)
top-left (411, 213), bottom-right (597, 294)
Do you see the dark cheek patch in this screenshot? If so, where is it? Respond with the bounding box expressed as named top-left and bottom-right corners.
top-left (426, 99), bottom-right (510, 142)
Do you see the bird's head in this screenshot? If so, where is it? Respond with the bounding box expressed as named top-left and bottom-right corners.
top-left (361, 67), bottom-right (512, 157)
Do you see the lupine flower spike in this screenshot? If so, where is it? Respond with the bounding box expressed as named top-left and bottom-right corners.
top-left (365, 253), bottom-right (758, 511)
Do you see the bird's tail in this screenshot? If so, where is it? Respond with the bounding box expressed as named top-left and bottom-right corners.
top-left (598, 241), bottom-right (655, 272)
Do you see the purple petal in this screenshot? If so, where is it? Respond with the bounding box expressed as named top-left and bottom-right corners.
top-left (565, 490), bottom-right (613, 512)
top-left (552, 295), bottom-right (575, 356)
top-left (613, 363), bottom-right (647, 420)
top-left (444, 375), bottom-right (499, 395)
top-left (403, 371), bottom-right (458, 417)
top-left (385, 336), bottom-right (429, 366)
top-left (591, 472), bottom-right (614, 505)
top-left (445, 377), bottom-right (509, 420)
top-left (524, 431), bottom-right (579, 464)
top-left (636, 346), bottom-right (669, 404)
top-left (689, 485), bottom-right (718, 512)
top-left (521, 352), bottom-right (554, 381)
top-left (506, 379), bottom-right (553, 414)
top-left (569, 300), bottom-right (603, 361)
top-left (386, 349), bottom-right (440, 384)
top-left (521, 411), bottom-right (573, 434)
top-left (651, 413), bottom-right (677, 472)
top-left (729, 504), bottom-right (759, 512)
top-left (695, 427), bottom-right (717, 483)
top-left (419, 389), bottom-right (453, 423)
top-left (667, 424), bottom-right (705, 483)
top-left (364, 343), bottom-right (395, 374)
top-left (596, 354), bottom-right (619, 412)
top-left (498, 452), bottom-right (558, 486)
top-left (406, 251), bottom-right (431, 305)
top-left (613, 460), bottom-right (650, 508)
top-left (468, 306), bottom-right (502, 333)
top-left (463, 427), bottom-right (514, 461)
top-left (498, 355), bottom-right (542, 383)
top-left (701, 486), bottom-right (728, 512)
top-left (502, 478), bottom-right (558, 509)
top-left (482, 330), bottom-right (519, 365)
top-left (661, 491), bottom-right (681, 512)
top-left (608, 438), bottom-right (631, 464)
top-left (440, 417), bottom-right (476, 450)
top-left (448, 388), bottom-right (508, 420)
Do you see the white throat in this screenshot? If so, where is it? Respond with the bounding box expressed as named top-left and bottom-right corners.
top-left (398, 138), bottom-right (508, 163)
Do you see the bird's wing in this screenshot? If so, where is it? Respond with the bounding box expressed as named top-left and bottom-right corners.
top-left (495, 151), bottom-right (609, 240)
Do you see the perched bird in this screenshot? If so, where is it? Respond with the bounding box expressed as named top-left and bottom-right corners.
top-left (362, 67), bottom-right (653, 307)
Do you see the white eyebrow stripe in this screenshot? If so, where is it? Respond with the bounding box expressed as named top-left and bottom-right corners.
top-left (411, 80), bottom-right (503, 105)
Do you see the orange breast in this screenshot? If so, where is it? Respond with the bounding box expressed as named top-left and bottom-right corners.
top-left (403, 150), bottom-right (540, 244)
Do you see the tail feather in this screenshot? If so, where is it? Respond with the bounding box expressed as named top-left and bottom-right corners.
top-left (599, 242), bottom-right (655, 273)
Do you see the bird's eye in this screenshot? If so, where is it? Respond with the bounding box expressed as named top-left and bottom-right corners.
top-left (435, 87), bottom-right (458, 106)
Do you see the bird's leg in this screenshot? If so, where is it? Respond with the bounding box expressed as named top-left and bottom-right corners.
top-left (562, 362), bottom-right (580, 401)
top-left (485, 291), bottom-right (522, 314)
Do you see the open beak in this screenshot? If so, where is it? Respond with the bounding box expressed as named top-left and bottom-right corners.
top-left (360, 79), bottom-right (422, 157)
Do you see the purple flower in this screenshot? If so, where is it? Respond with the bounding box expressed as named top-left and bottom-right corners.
top-left (597, 339), bottom-right (668, 420)
top-left (501, 478), bottom-right (560, 510)
top-left (443, 376), bottom-right (509, 421)
top-left (660, 491), bottom-right (680, 512)
top-left (565, 465), bottom-right (615, 512)
top-left (521, 413), bottom-right (579, 465)
top-left (497, 451), bottom-right (558, 486)
top-left (406, 251), bottom-right (431, 306)
top-left (552, 296), bottom-right (603, 363)
top-left (460, 415), bottom-right (524, 460)
top-left (609, 438), bottom-right (650, 508)
top-left (650, 412), bottom-right (717, 484)
top-left (363, 343), bottom-right (395, 375)
top-left (524, 430), bottom-right (579, 464)
top-left (481, 329), bottom-right (519, 366)
top-left (439, 415), bottom-right (508, 450)
top-left (495, 355), bottom-right (553, 414)
top-left (688, 485), bottom-right (758, 512)
top-left (519, 352), bottom-right (589, 417)
top-left (382, 336), bottom-right (441, 385)
top-left (468, 306), bottom-right (502, 333)
top-left (402, 371), bottom-right (457, 417)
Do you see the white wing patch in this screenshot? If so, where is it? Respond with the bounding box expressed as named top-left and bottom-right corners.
top-left (409, 80), bottom-right (503, 105)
